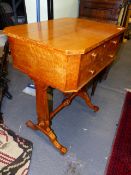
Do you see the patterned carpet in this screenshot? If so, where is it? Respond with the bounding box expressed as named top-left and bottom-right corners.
top-left (105, 91), bottom-right (131, 175)
top-left (0, 124), bottom-right (33, 175)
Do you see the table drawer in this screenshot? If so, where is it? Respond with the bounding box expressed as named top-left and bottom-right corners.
top-left (78, 36), bottom-right (120, 87)
top-left (101, 36), bottom-right (120, 65)
top-left (78, 45), bottom-right (103, 86)
top-left (108, 36), bottom-right (120, 57)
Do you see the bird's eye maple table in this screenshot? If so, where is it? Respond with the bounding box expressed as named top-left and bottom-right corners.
top-left (4, 18), bottom-right (125, 154)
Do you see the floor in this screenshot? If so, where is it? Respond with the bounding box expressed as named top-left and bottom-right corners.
top-left (2, 40), bottom-right (131, 175)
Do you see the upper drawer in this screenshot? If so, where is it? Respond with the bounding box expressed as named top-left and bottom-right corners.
top-left (78, 45), bottom-right (103, 87)
top-left (102, 35), bottom-right (121, 62)
top-left (109, 36), bottom-right (121, 56)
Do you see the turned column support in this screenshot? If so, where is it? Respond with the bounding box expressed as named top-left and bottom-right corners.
top-left (26, 81), bottom-right (67, 154)
top-left (26, 81), bottom-right (99, 154)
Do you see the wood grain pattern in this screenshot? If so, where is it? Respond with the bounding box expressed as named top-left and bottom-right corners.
top-left (4, 18), bottom-right (125, 154)
top-left (4, 18), bottom-right (124, 54)
top-left (4, 18), bottom-right (124, 92)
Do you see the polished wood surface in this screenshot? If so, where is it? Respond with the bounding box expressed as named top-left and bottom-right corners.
top-left (4, 18), bottom-right (125, 154)
top-left (4, 18), bottom-right (124, 92)
top-left (4, 18), bottom-right (124, 54)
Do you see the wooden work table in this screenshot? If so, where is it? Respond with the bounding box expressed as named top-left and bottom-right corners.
top-left (4, 18), bottom-right (125, 154)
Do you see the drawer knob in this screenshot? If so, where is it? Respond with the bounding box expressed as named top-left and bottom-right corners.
top-left (117, 27), bottom-right (123, 30)
top-left (91, 53), bottom-right (97, 58)
top-left (109, 54), bottom-right (114, 58)
top-left (89, 69), bottom-right (95, 75)
top-left (111, 40), bottom-right (117, 45)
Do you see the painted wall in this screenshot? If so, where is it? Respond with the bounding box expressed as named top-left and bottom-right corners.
top-left (54, 0), bottom-right (79, 19)
top-left (25, 0), bottom-right (48, 23)
top-left (25, 0), bottom-right (79, 23)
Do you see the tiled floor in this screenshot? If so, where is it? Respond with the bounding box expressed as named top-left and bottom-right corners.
top-left (2, 40), bottom-right (131, 175)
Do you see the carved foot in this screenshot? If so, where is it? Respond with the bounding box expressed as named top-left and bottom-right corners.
top-left (86, 103), bottom-right (99, 112)
top-left (37, 125), bottom-right (68, 154)
top-left (26, 120), bottom-right (67, 154)
top-left (48, 129), bottom-right (67, 154)
top-left (26, 120), bottom-right (38, 130)
top-left (93, 105), bottom-right (99, 112)
top-left (78, 90), bottom-right (99, 112)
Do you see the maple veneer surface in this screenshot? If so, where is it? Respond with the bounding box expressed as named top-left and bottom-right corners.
top-left (4, 18), bottom-right (125, 92)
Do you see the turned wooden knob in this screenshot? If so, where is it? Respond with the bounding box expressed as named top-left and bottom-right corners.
top-left (91, 52), bottom-right (97, 58)
top-left (111, 40), bottom-right (117, 45)
top-left (89, 69), bottom-right (95, 75)
top-left (117, 27), bottom-right (123, 30)
top-left (108, 54), bottom-right (114, 58)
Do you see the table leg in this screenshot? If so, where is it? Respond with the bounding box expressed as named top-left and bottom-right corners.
top-left (26, 82), bottom-right (67, 154)
top-left (78, 86), bottom-right (99, 112)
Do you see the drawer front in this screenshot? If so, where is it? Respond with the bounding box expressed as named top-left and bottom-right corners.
top-left (78, 36), bottom-right (120, 87)
top-left (108, 36), bottom-right (120, 57)
top-left (78, 45), bottom-right (103, 86)
top-left (101, 36), bottom-right (120, 65)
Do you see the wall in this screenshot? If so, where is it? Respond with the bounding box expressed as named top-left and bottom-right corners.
top-left (54, 0), bottom-right (79, 19)
top-left (25, 0), bottom-right (48, 23)
top-left (25, 0), bottom-right (79, 23)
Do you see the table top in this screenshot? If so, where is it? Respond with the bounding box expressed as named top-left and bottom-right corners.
top-left (4, 18), bottom-right (125, 55)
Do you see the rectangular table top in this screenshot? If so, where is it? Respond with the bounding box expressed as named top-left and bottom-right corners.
top-left (4, 18), bottom-right (124, 55)
top-left (3, 18), bottom-right (125, 92)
